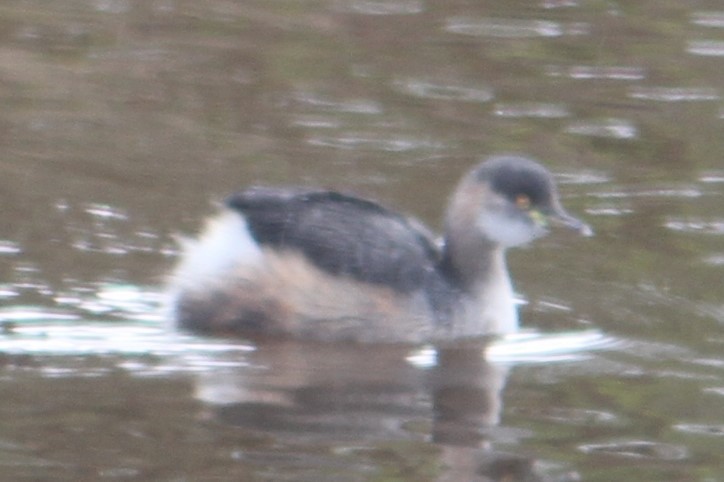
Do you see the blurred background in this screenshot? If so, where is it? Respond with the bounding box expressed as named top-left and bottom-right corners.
top-left (0, 1), bottom-right (723, 480)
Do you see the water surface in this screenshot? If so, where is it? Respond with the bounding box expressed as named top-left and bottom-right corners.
top-left (1, 1), bottom-right (723, 480)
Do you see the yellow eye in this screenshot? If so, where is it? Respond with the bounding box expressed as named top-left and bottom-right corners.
top-left (515, 194), bottom-right (531, 210)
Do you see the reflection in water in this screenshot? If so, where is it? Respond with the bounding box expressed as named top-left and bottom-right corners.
top-left (186, 333), bottom-right (616, 481)
top-left (195, 341), bottom-right (546, 481)
top-left (0, 310), bottom-right (716, 480)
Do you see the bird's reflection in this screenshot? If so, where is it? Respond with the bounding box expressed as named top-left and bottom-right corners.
top-left (192, 340), bottom-right (551, 481)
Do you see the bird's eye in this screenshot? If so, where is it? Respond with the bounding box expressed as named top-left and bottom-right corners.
top-left (515, 194), bottom-right (531, 210)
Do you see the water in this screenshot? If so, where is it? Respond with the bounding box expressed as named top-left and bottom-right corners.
top-left (1, 0), bottom-right (723, 480)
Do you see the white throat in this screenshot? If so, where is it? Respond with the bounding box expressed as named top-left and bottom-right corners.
top-left (474, 248), bottom-right (519, 335)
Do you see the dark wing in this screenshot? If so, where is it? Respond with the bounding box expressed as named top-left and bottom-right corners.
top-left (225, 187), bottom-right (441, 293)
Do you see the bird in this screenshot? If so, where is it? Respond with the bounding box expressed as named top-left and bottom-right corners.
top-left (165, 155), bottom-right (592, 344)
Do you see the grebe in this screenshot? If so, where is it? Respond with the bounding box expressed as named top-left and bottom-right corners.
top-left (166, 155), bottom-right (591, 344)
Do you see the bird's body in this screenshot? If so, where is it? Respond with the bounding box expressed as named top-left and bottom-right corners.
top-left (166, 155), bottom-right (590, 344)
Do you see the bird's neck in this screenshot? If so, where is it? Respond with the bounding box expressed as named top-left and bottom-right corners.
top-left (440, 237), bottom-right (519, 335)
top-left (440, 231), bottom-right (497, 290)
top-left (439, 178), bottom-right (519, 334)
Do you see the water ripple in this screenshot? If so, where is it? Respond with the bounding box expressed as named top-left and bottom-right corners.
top-left (526, 407), bottom-right (622, 426)
top-left (578, 440), bottom-right (688, 460)
top-left (445, 17), bottom-right (563, 38)
top-left (0, 306), bottom-right (80, 323)
top-left (336, 0), bottom-right (425, 15)
top-left (564, 118), bottom-right (638, 139)
top-left (628, 86), bottom-right (720, 102)
top-left (556, 172), bottom-right (611, 185)
top-left (84, 203), bottom-right (128, 221)
top-left (290, 115), bottom-right (341, 129)
top-left (485, 330), bottom-right (621, 364)
top-left (546, 65), bottom-right (646, 80)
top-left (93, 0), bottom-right (132, 14)
top-left (307, 133), bottom-right (444, 152)
top-left (687, 40), bottom-right (724, 56)
top-left (673, 423), bottom-right (724, 437)
top-left (664, 218), bottom-right (724, 235)
top-left (394, 78), bottom-right (494, 102)
top-left (589, 187), bottom-right (703, 199)
top-left (0, 320), bottom-right (252, 362)
top-left (702, 254), bottom-right (724, 266)
top-left (541, 0), bottom-right (579, 9)
top-left (0, 285), bottom-right (19, 299)
top-left (703, 387), bottom-right (724, 397)
top-left (403, 330), bottom-right (619, 367)
top-left (699, 171), bottom-right (724, 183)
top-left (0, 240), bottom-right (22, 255)
top-left (585, 206), bottom-right (634, 217)
top-left (292, 92), bottom-right (383, 114)
top-left (493, 102), bottom-right (569, 118)
top-left (691, 11), bottom-right (724, 28)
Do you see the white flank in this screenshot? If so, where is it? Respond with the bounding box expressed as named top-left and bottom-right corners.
top-left (168, 209), bottom-right (263, 293)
